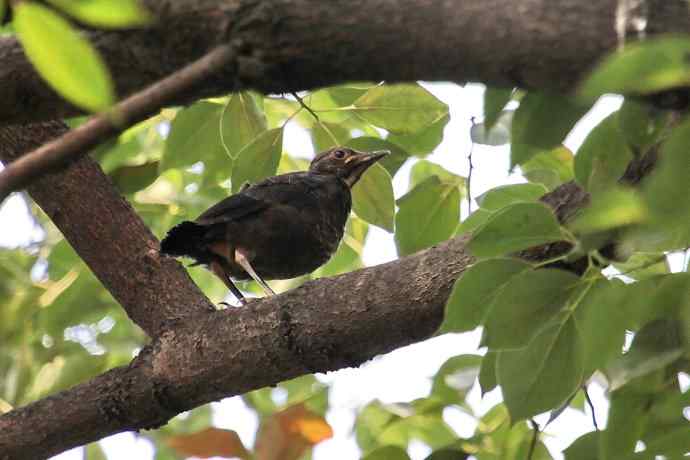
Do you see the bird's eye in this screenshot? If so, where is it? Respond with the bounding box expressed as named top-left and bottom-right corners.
top-left (333, 149), bottom-right (347, 159)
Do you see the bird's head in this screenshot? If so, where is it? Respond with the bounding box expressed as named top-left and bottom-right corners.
top-left (309, 147), bottom-right (389, 188)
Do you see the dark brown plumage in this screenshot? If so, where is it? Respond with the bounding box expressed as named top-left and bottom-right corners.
top-left (160, 147), bottom-right (388, 303)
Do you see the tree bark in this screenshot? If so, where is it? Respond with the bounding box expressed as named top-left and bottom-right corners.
top-left (0, 122), bottom-right (214, 337)
top-left (1, 0), bottom-right (688, 125)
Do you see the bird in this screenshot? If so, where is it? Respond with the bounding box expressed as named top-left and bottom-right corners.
top-left (160, 147), bottom-right (388, 304)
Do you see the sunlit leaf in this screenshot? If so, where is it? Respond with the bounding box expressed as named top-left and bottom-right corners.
top-left (45, 0), bottom-right (151, 28)
top-left (388, 114), bottom-right (449, 156)
top-left (395, 176), bottom-right (460, 256)
top-left (353, 84), bottom-right (449, 134)
top-left (161, 102), bottom-right (228, 173)
top-left (483, 268), bottom-right (580, 349)
top-left (14, 2), bottom-right (115, 112)
top-left (409, 160), bottom-right (465, 189)
top-left (255, 403), bottom-right (333, 460)
top-left (511, 92), bottom-right (588, 167)
top-left (520, 146), bottom-right (574, 190)
top-left (167, 427), bottom-right (249, 459)
top-left (231, 128), bottom-right (283, 192)
top-left (221, 92), bottom-right (268, 158)
top-left (617, 99), bottom-right (669, 150)
top-left (311, 121), bottom-right (350, 152)
top-left (352, 163), bottom-right (395, 232)
top-left (362, 446), bottom-right (411, 460)
top-left (574, 112), bottom-right (632, 192)
top-left (579, 37), bottom-right (690, 100)
top-left (475, 183), bottom-right (547, 211)
top-left (440, 258), bottom-right (531, 333)
top-left (569, 187), bottom-right (648, 235)
top-left (467, 202), bottom-right (564, 259)
top-left (109, 162), bottom-right (159, 195)
top-left (497, 317), bottom-right (584, 422)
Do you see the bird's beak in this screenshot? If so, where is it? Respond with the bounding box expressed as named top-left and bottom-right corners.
top-left (343, 150), bottom-right (390, 187)
top-left (346, 150), bottom-right (390, 167)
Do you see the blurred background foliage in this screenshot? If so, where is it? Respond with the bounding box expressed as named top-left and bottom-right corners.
top-left (1, 1), bottom-right (690, 459)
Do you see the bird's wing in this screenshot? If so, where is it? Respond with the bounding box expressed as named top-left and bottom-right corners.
top-left (195, 193), bottom-right (269, 225)
top-left (244, 172), bottom-right (328, 205)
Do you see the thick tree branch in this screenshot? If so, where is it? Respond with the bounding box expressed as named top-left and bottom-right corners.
top-left (0, 139), bottom-right (662, 457)
top-left (0, 122), bottom-right (214, 337)
top-left (1, 0), bottom-right (689, 126)
top-left (1, 234), bottom-right (471, 459)
top-left (0, 44), bottom-right (234, 204)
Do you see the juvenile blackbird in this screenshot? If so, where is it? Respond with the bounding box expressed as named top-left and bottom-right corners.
top-left (160, 147), bottom-right (388, 303)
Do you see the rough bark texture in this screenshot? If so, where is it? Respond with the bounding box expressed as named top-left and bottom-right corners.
top-left (0, 234), bottom-right (472, 459)
top-left (0, 122), bottom-right (214, 337)
top-left (1, 0), bottom-right (689, 125)
top-left (0, 0), bottom-right (685, 457)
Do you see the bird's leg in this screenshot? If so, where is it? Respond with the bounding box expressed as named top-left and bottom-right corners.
top-left (209, 260), bottom-right (246, 305)
top-left (235, 248), bottom-right (276, 296)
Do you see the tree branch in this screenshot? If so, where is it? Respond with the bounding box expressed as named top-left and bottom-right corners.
top-left (0, 122), bottom-right (214, 337)
top-left (1, 0), bottom-right (688, 126)
top-left (0, 44), bottom-right (235, 204)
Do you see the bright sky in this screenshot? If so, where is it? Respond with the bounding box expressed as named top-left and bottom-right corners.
top-left (2, 83), bottom-right (686, 460)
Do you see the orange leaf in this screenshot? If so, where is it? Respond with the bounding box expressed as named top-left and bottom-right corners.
top-left (255, 403), bottom-right (334, 460)
top-left (167, 427), bottom-right (249, 459)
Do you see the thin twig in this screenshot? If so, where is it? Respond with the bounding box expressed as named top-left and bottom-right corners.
top-left (291, 91), bottom-right (320, 122)
top-left (527, 419), bottom-right (540, 460)
top-left (0, 44), bottom-right (236, 204)
top-left (290, 91), bottom-right (339, 147)
top-left (583, 385), bottom-right (599, 430)
top-left (466, 116), bottom-right (476, 214)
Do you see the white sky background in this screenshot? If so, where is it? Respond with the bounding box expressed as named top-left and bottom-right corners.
top-left (1, 83), bottom-right (686, 460)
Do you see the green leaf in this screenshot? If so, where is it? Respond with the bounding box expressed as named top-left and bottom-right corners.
top-left (352, 163), bottom-right (395, 232)
top-left (109, 162), bottom-right (159, 194)
top-left (476, 183), bottom-right (548, 211)
top-left (395, 176), bottom-right (460, 256)
top-left (362, 446), bottom-right (411, 460)
top-left (440, 258), bottom-right (531, 333)
top-left (161, 102), bottom-right (228, 172)
top-left (642, 119), bottom-right (690, 230)
top-left (565, 431), bottom-right (600, 460)
top-left (471, 110), bottom-right (513, 146)
top-left (356, 401), bottom-right (397, 452)
top-left (569, 187), bottom-right (648, 235)
top-left (353, 84), bottom-right (449, 134)
top-left (45, 0), bottom-right (151, 28)
top-left (345, 137), bottom-right (410, 176)
top-left (388, 114), bottom-right (449, 156)
top-left (579, 37), bottom-right (690, 100)
top-left (0, 1), bottom-right (6, 25)
top-left (484, 87), bottom-right (513, 130)
top-left (409, 160), bottom-right (465, 189)
top-left (613, 253), bottom-right (670, 281)
top-left (220, 92), bottom-right (267, 158)
top-left (497, 317), bottom-right (584, 422)
top-left (483, 269), bottom-right (580, 349)
top-left (311, 121), bottom-right (350, 152)
top-left (600, 387), bottom-right (649, 460)
top-left (431, 354), bottom-right (482, 404)
top-left (617, 99), bottom-right (670, 150)
top-left (455, 208), bottom-right (492, 236)
top-left (479, 351), bottom-right (498, 395)
top-left (520, 146), bottom-right (575, 190)
top-left (573, 279), bottom-right (628, 376)
top-left (425, 449), bottom-right (469, 460)
top-left (467, 202), bottom-right (564, 259)
top-left (574, 112), bottom-right (633, 192)
top-left (14, 2), bottom-right (115, 112)
top-left (231, 128), bottom-right (283, 192)
top-left (510, 92), bottom-right (589, 167)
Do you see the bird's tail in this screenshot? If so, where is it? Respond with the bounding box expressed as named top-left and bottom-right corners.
top-left (160, 221), bottom-right (207, 259)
